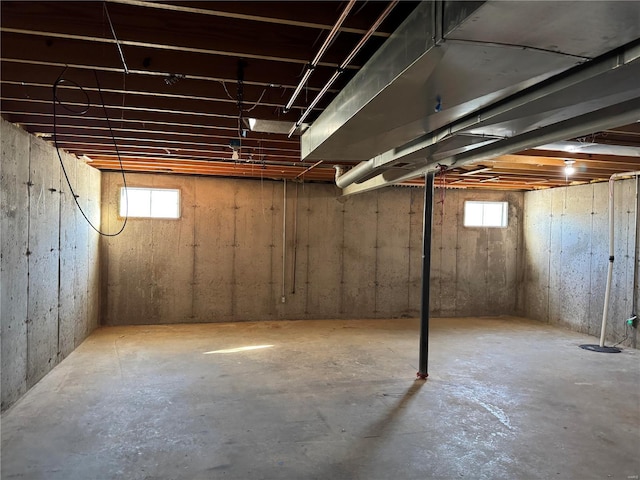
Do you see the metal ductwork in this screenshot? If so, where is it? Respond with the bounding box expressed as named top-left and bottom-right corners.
top-left (339, 39), bottom-right (640, 193)
top-left (342, 98), bottom-right (640, 196)
top-left (299, 0), bottom-right (640, 194)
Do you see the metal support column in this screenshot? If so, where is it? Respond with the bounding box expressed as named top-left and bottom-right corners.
top-left (417, 171), bottom-right (435, 379)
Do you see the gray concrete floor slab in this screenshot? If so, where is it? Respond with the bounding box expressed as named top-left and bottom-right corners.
top-left (2, 316), bottom-right (639, 480)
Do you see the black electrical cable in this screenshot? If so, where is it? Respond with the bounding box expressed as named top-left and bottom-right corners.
top-left (54, 78), bottom-right (91, 115)
top-left (53, 66), bottom-right (128, 236)
top-left (611, 322), bottom-right (630, 348)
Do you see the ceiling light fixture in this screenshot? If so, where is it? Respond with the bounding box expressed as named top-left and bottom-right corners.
top-left (564, 159), bottom-right (576, 176)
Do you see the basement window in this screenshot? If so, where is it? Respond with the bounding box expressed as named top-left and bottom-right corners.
top-left (119, 187), bottom-right (180, 219)
top-left (463, 201), bottom-right (508, 228)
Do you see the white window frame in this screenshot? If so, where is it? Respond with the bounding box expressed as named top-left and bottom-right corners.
top-left (119, 187), bottom-right (181, 219)
top-left (463, 200), bottom-right (508, 228)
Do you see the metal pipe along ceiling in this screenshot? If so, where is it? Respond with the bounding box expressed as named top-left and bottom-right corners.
top-left (341, 99), bottom-right (640, 196)
top-left (288, 1), bottom-right (399, 137)
top-left (283, 0), bottom-right (357, 112)
top-left (336, 40), bottom-right (640, 189)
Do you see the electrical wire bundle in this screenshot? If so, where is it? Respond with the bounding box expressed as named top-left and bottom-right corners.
top-left (52, 67), bottom-right (128, 236)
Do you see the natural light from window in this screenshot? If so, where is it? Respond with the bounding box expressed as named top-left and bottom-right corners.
top-left (463, 201), bottom-right (508, 227)
top-left (203, 345), bottom-right (274, 354)
top-left (120, 187), bottom-right (180, 218)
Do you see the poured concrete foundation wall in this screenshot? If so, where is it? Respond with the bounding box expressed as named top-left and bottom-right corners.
top-left (101, 173), bottom-right (523, 325)
top-left (523, 181), bottom-right (639, 348)
top-left (1, 120), bottom-right (101, 411)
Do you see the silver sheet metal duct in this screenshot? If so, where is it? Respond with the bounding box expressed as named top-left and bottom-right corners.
top-left (342, 98), bottom-right (640, 195)
top-left (299, 0), bottom-right (640, 194)
top-left (340, 41), bottom-right (640, 193)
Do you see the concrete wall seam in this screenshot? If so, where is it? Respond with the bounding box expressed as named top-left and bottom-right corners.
top-left (101, 172), bottom-right (524, 325)
top-left (523, 181), bottom-right (638, 348)
top-left (1, 119), bottom-right (101, 411)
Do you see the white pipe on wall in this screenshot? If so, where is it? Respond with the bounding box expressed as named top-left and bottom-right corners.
top-left (599, 170), bottom-right (640, 347)
top-left (633, 176), bottom-right (640, 317)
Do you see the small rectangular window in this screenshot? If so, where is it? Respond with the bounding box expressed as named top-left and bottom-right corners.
top-left (119, 187), bottom-right (180, 219)
top-left (464, 201), bottom-right (508, 227)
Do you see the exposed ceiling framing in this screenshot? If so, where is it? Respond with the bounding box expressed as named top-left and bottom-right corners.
top-left (2, 1), bottom-right (639, 191)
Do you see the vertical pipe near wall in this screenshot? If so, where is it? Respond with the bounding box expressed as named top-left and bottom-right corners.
top-left (633, 176), bottom-right (639, 318)
top-left (599, 179), bottom-right (616, 347)
top-left (281, 179), bottom-right (287, 303)
top-left (418, 172), bottom-right (435, 379)
top-left (291, 182), bottom-right (299, 294)
top-left (597, 171), bottom-right (640, 349)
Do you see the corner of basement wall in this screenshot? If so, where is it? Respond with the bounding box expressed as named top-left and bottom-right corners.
top-left (522, 182), bottom-right (638, 349)
top-left (0, 118), bottom-right (102, 411)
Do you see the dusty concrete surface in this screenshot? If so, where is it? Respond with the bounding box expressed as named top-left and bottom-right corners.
top-left (1, 119), bottom-right (101, 411)
top-left (101, 173), bottom-right (523, 325)
top-left (523, 182), bottom-right (639, 348)
top-left (2, 317), bottom-right (638, 480)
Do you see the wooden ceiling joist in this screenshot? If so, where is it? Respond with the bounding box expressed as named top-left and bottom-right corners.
top-left (3, 1), bottom-right (639, 189)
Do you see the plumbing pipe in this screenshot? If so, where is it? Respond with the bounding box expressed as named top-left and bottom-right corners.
top-left (633, 176), bottom-right (640, 319)
top-left (288, 70), bottom-right (341, 136)
top-left (284, 0), bottom-right (356, 112)
top-left (336, 161), bottom-right (376, 188)
top-left (335, 40), bottom-right (640, 188)
top-left (342, 98), bottom-right (640, 195)
top-left (295, 160), bottom-right (324, 179)
top-left (599, 170), bottom-right (640, 347)
top-left (339, 1), bottom-right (399, 69)
top-left (281, 179), bottom-right (287, 303)
top-left (289, 1), bottom-right (399, 137)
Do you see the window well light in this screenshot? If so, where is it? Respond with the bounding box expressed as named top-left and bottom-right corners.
top-left (564, 160), bottom-right (576, 176)
top-left (248, 118), bottom-right (257, 130)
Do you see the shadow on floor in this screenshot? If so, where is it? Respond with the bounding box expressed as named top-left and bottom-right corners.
top-left (321, 379), bottom-right (426, 478)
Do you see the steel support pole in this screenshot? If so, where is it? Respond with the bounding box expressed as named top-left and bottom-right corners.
top-left (418, 171), bottom-right (435, 379)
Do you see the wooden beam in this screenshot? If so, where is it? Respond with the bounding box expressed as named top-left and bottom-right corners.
top-left (105, 0), bottom-right (394, 37)
top-left (1, 27), bottom-right (359, 70)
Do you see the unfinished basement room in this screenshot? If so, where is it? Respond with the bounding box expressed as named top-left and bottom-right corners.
top-left (1, 1), bottom-right (639, 479)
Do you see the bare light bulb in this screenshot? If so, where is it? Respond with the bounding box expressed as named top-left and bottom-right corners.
top-left (564, 160), bottom-right (576, 176)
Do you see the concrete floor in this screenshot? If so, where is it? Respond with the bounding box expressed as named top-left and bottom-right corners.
top-left (2, 316), bottom-right (639, 480)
